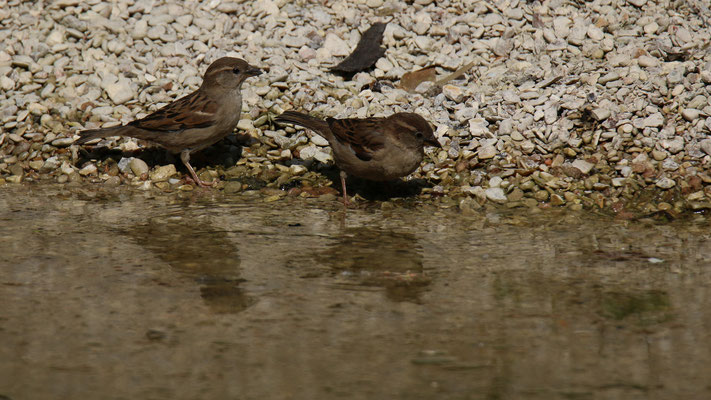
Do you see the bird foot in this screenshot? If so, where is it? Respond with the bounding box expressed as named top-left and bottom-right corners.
top-left (185, 175), bottom-right (217, 188)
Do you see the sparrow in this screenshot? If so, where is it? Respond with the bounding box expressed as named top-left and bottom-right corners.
top-left (275, 111), bottom-right (440, 204)
top-left (76, 57), bottom-right (262, 187)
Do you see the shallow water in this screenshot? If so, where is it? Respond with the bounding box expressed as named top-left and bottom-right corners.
top-left (1, 185), bottom-right (710, 400)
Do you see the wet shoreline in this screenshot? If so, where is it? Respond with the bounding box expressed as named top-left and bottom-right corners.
top-left (1, 185), bottom-right (710, 399)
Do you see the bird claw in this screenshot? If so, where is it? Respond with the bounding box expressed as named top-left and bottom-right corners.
top-left (185, 174), bottom-right (217, 188)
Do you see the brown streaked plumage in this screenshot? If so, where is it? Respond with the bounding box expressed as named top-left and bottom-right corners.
top-left (76, 57), bottom-right (262, 187)
top-left (275, 111), bottom-right (440, 205)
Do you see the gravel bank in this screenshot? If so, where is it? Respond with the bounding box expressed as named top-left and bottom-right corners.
top-left (1, 0), bottom-right (710, 214)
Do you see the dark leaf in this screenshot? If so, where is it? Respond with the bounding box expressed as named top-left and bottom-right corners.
top-left (330, 22), bottom-right (387, 74)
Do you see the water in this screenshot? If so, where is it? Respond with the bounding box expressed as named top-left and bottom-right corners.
top-left (1, 185), bottom-right (710, 400)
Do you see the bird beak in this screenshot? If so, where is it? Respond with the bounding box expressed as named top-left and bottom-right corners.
top-left (246, 66), bottom-right (263, 77)
top-left (425, 137), bottom-right (442, 148)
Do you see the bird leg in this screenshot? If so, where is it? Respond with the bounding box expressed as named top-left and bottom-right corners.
top-left (340, 170), bottom-right (350, 206)
top-left (181, 150), bottom-right (214, 187)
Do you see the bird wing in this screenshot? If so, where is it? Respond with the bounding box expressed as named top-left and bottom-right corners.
top-left (129, 90), bottom-right (218, 132)
top-left (326, 117), bottom-right (386, 161)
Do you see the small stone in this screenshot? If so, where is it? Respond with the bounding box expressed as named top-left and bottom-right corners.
top-left (374, 58), bottom-right (393, 73)
top-left (322, 33), bottom-right (349, 57)
top-left (414, 36), bottom-right (432, 51)
top-left (29, 160), bottom-right (44, 171)
top-left (483, 13), bottom-right (503, 26)
top-left (12, 55), bottom-right (33, 69)
top-left (413, 12), bottom-right (432, 35)
top-left (688, 95), bottom-right (707, 109)
top-left (660, 136), bottom-right (684, 154)
top-left (298, 46), bottom-right (317, 61)
top-left (637, 55), bottom-right (659, 67)
top-left (508, 188), bottom-right (524, 201)
top-left (700, 139), bottom-right (711, 156)
top-left (489, 176), bottom-right (503, 188)
top-left (313, 150), bottom-right (332, 163)
top-left (118, 157), bottom-right (133, 173)
top-left (591, 108), bottom-right (611, 121)
top-left (0, 76), bottom-right (14, 91)
top-left (60, 162), bottom-right (75, 176)
top-left (687, 191), bottom-right (705, 201)
top-left (655, 177), bottom-right (675, 189)
top-left (553, 17), bottom-right (571, 38)
top-left (644, 22), bottom-right (659, 35)
top-left (681, 109), bottom-right (700, 121)
top-left (662, 159), bottom-right (679, 171)
top-left (651, 150), bottom-right (668, 161)
top-left (129, 158), bottom-right (150, 176)
top-left (414, 81), bottom-right (436, 94)
top-left (40, 156), bottom-right (61, 173)
top-left (478, 146), bottom-right (496, 159)
top-left (310, 134), bottom-right (329, 147)
top-left (223, 181), bottom-right (243, 194)
top-left (598, 71), bottom-right (620, 84)
top-left (675, 27), bottom-right (692, 44)
top-left (644, 113), bottom-right (664, 127)
top-left (193, 17), bottom-right (214, 31)
top-left (51, 137), bottom-right (75, 147)
top-left (550, 194), bottom-right (565, 206)
top-left (485, 187), bottom-right (507, 203)
top-left (290, 165), bottom-right (307, 175)
top-left (571, 159), bottom-right (594, 175)
top-left (586, 25), bottom-right (604, 41)
top-left (667, 67), bottom-right (685, 85)
top-left (283, 35), bottom-right (308, 48)
top-left (299, 145), bottom-right (320, 160)
top-left (534, 190), bottom-right (549, 201)
top-left (28, 103), bottom-right (48, 116)
top-left (79, 163), bottom-right (97, 176)
top-left (567, 26), bottom-right (586, 45)
top-left (442, 85), bottom-right (464, 102)
top-left (46, 29), bottom-right (65, 46)
top-left (256, 0), bottom-right (280, 15)
top-left (149, 164), bottom-right (177, 182)
top-left (520, 140), bottom-right (535, 154)
top-left (146, 25), bottom-right (165, 40)
top-left (132, 19), bottom-right (148, 39)
top-left (628, 0), bottom-right (646, 6)
top-left (105, 79), bottom-right (134, 105)
top-left (104, 176), bottom-right (121, 186)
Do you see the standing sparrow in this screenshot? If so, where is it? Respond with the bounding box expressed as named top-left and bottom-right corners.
top-left (275, 111), bottom-right (440, 204)
top-left (76, 57), bottom-right (262, 187)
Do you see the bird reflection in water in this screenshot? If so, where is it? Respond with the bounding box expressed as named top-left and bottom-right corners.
top-left (315, 228), bottom-right (431, 303)
top-left (127, 214), bottom-right (254, 314)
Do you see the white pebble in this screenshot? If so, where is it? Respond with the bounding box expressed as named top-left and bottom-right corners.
top-left (485, 187), bottom-right (507, 203)
top-left (105, 79), bottom-right (134, 105)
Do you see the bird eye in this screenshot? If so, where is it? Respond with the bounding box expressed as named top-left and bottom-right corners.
top-left (232, 67), bottom-right (241, 74)
top-left (415, 131), bottom-right (424, 138)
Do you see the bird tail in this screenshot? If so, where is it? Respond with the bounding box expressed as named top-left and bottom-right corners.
top-left (75, 125), bottom-right (127, 144)
top-left (274, 111), bottom-right (329, 133)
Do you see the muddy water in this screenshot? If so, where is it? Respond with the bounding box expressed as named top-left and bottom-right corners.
top-left (1, 185), bottom-right (710, 400)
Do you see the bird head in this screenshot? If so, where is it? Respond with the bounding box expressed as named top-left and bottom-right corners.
top-left (203, 57), bottom-right (262, 91)
top-left (390, 113), bottom-right (441, 148)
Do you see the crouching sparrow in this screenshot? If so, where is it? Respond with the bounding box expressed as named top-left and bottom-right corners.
top-left (76, 57), bottom-right (262, 187)
top-left (275, 111), bottom-right (440, 204)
